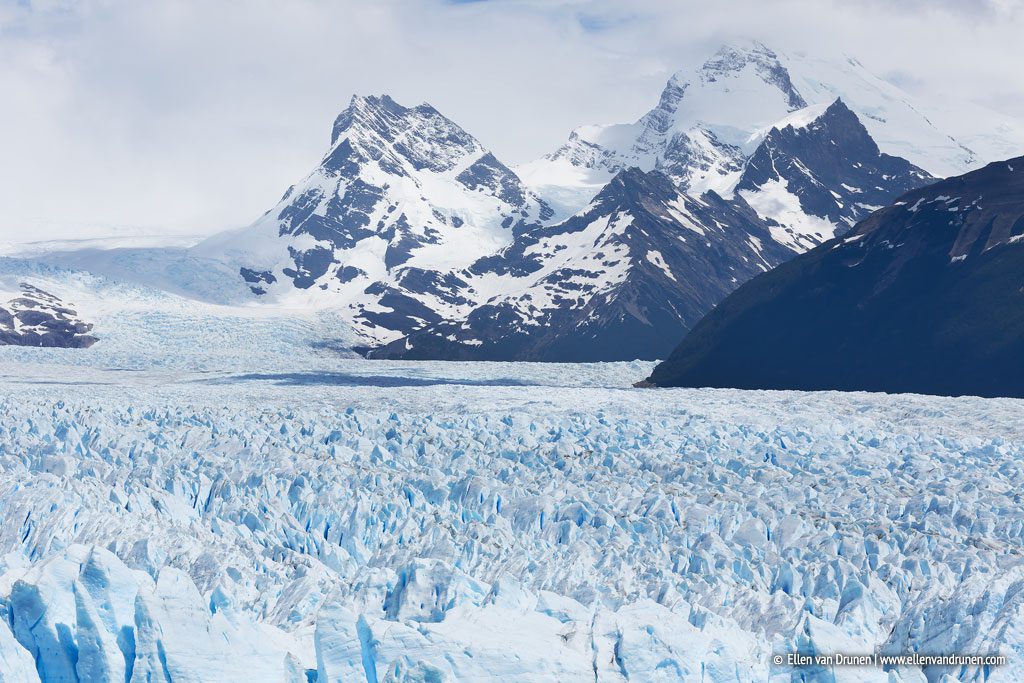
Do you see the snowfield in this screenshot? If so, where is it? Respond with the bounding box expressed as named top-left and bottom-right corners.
top-left (0, 358), bottom-right (1022, 682)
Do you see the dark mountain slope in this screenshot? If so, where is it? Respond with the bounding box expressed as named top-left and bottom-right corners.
top-left (370, 102), bottom-right (935, 362)
top-left (735, 99), bottom-right (934, 250)
top-left (646, 157), bottom-right (1024, 397)
top-left (369, 168), bottom-right (791, 361)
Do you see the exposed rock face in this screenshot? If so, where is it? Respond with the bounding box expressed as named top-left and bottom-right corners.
top-left (647, 157), bottom-right (1024, 398)
top-left (371, 168), bottom-right (791, 361)
top-left (0, 283), bottom-right (97, 348)
top-left (735, 99), bottom-right (934, 251)
top-left (372, 102), bottom-right (933, 362)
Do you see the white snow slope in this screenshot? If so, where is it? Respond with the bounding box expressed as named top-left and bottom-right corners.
top-left (0, 355), bottom-right (1022, 682)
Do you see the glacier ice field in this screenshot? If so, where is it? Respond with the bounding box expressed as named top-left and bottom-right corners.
top-left (0, 338), bottom-right (1023, 681)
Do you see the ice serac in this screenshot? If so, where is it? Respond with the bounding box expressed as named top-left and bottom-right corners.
top-left (0, 617), bottom-right (39, 683)
top-left (0, 282), bottom-right (97, 348)
top-left (1, 373), bottom-right (1022, 681)
top-left (647, 155), bottom-right (1024, 397)
top-left (518, 39), bottom-right (1019, 219)
top-left (368, 167), bottom-right (793, 361)
top-left (198, 93), bottom-right (551, 348)
top-left (3, 545), bottom-right (310, 682)
top-left (736, 98), bottom-right (934, 251)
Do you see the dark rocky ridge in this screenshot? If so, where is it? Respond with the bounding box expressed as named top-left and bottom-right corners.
top-left (0, 283), bottom-right (97, 348)
top-left (647, 157), bottom-right (1024, 397)
top-left (369, 168), bottom-right (792, 361)
top-left (735, 99), bottom-right (934, 250)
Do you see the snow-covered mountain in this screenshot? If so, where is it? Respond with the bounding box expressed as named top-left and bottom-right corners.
top-left (0, 281), bottom-right (96, 348)
top-left (372, 100), bottom-right (933, 361)
top-left (197, 94), bottom-right (552, 347)
top-left (647, 155), bottom-right (1024, 397)
top-left (200, 86), bottom-right (933, 360)
top-left (370, 168), bottom-right (792, 361)
top-left (735, 98), bottom-right (934, 251)
top-left (14, 41), bottom-right (1012, 362)
top-left (517, 40), bottom-right (1018, 219)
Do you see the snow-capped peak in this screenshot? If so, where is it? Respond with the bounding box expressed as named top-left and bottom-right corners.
top-left (195, 93), bottom-right (551, 348)
top-left (736, 98), bottom-right (933, 252)
top-left (327, 94), bottom-right (483, 175)
top-left (692, 40), bottom-right (807, 113)
top-left (517, 40), bottom-right (1024, 219)
top-left (552, 40), bottom-right (813, 168)
top-left (331, 94), bottom-right (404, 144)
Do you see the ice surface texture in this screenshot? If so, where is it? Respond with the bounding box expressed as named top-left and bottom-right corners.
top-left (0, 366), bottom-right (1022, 681)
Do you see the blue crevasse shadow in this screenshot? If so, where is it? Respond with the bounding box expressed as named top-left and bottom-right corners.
top-left (198, 372), bottom-right (537, 388)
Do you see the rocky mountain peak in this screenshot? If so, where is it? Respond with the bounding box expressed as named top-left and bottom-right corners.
top-left (695, 40), bottom-right (807, 111)
top-left (735, 98), bottom-right (934, 251)
top-left (603, 166), bottom-right (676, 200)
top-left (799, 98), bottom-right (875, 147)
top-left (206, 94), bottom-right (552, 347)
top-left (326, 94), bottom-right (479, 175)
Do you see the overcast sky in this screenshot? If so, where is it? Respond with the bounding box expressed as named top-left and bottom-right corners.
top-left (1, 0), bottom-right (1022, 240)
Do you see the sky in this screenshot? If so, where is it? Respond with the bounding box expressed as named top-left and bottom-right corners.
top-left (1, 0), bottom-right (1023, 241)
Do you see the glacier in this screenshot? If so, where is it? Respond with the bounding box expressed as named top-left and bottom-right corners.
top-left (0, 353), bottom-right (1022, 682)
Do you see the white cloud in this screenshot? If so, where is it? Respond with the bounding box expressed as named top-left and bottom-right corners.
top-left (0, 0), bottom-right (1022, 240)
